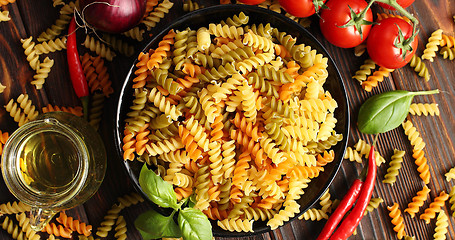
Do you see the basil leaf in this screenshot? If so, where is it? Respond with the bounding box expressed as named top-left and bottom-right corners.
top-left (178, 208), bottom-right (213, 240)
top-left (134, 209), bottom-right (181, 239)
top-left (358, 89), bottom-right (439, 134)
top-left (139, 164), bottom-right (179, 209)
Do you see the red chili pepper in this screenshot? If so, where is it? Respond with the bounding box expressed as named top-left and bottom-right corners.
top-left (329, 145), bottom-right (377, 240)
top-left (67, 17), bottom-right (89, 119)
top-left (316, 178), bottom-right (364, 240)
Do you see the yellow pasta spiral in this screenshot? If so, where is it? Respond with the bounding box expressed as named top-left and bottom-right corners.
top-left (422, 29), bottom-right (443, 62)
top-left (383, 149), bottom-right (405, 185)
top-left (34, 37), bottom-right (67, 54)
top-left (15, 213), bottom-right (40, 240)
top-left (4, 99), bottom-right (28, 127)
top-left (122, 26), bottom-right (145, 41)
top-left (402, 120), bottom-right (426, 150)
top-left (32, 57), bottom-right (54, 89)
top-left (433, 210), bottom-right (448, 240)
top-left (218, 218), bottom-right (254, 232)
top-left (352, 58), bottom-right (376, 83)
top-left (142, 0), bottom-right (174, 30)
top-left (448, 185), bottom-right (455, 217)
top-left (439, 46), bottom-right (455, 60)
top-left (361, 66), bottom-right (394, 92)
top-left (0, 10), bottom-right (11, 22)
top-left (420, 191), bottom-right (449, 224)
top-left (95, 203), bottom-right (123, 238)
top-left (364, 197), bottom-right (384, 216)
top-left (20, 37), bottom-right (39, 71)
top-left (183, 0), bottom-right (203, 12)
top-left (299, 208), bottom-right (328, 221)
top-left (1, 216), bottom-right (25, 240)
top-left (408, 54), bottom-right (430, 81)
top-left (409, 103), bottom-right (439, 116)
top-left (147, 87), bottom-right (182, 121)
top-left (209, 23), bottom-right (244, 39)
top-left (387, 203), bottom-right (406, 239)
top-left (82, 35), bottom-right (116, 61)
top-left (404, 185), bottom-right (430, 218)
top-left (344, 146), bottom-right (362, 163)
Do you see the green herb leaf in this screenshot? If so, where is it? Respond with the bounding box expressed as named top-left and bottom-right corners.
top-left (134, 209), bottom-right (182, 239)
top-left (139, 164), bottom-right (179, 209)
top-left (178, 207), bottom-right (213, 240)
top-left (358, 89), bottom-right (439, 134)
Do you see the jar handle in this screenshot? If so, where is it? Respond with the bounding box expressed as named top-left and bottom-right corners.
top-left (29, 207), bottom-right (56, 231)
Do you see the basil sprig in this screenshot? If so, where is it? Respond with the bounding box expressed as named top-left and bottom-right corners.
top-left (135, 164), bottom-right (213, 240)
top-left (358, 89), bottom-right (439, 134)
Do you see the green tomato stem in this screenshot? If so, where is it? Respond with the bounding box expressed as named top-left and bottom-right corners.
top-left (370, 0), bottom-right (419, 40)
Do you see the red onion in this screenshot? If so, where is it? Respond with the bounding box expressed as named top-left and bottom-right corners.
top-left (80, 0), bottom-right (146, 33)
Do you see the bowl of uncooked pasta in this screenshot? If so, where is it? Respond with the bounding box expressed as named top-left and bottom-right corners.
top-left (114, 4), bottom-right (349, 237)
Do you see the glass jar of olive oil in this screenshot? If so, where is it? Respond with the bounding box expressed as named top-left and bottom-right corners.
top-left (1, 112), bottom-right (106, 230)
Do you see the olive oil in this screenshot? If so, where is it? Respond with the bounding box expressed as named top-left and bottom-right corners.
top-left (17, 129), bottom-right (81, 194)
top-left (2, 112), bottom-right (107, 231)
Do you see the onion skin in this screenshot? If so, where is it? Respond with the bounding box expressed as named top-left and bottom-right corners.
top-left (80, 0), bottom-right (146, 33)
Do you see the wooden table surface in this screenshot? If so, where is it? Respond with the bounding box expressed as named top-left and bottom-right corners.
top-left (0, 0), bottom-right (454, 239)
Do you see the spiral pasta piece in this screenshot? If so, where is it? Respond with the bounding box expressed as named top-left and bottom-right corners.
top-left (404, 186), bottom-right (431, 218)
top-left (420, 191), bottom-right (449, 224)
top-left (208, 23), bottom-right (244, 39)
top-left (408, 55), bottom-right (430, 81)
top-left (37, 11), bottom-right (71, 43)
top-left (387, 203), bottom-right (406, 239)
top-left (218, 218), bottom-right (253, 232)
top-left (352, 58), bottom-right (376, 83)
top-left (83, 36), bottom-right (116, 61)
top-left (445, 167), bottom-right (455, 182)
top-left (32, 57), bottom-right (54, 89)
top-left (448, 186), bottom-right (455, 217)
top-left (56, 212), bottom-right (92, 236)
top-left (300, 208), bottom-right (328, 221)
top-left (439, 46), bottom-right (455, 60)
top-left (121, 26), bottom-right (145, 41)
top-left (147, 87), bottom-right (182, 121)
top-left (113, 215), bottom-right (127, 240)
top-left (1, 216), bottom-right (25, 240)
top-left (96, 203), bottom-right (123, 238)
top-left (20, 37), bottom-right (40, 71)
top-left (409, 103), bottom-right (439, 116)
top-left (362, 66), bottom-right (394, 92)
top-left (117, 192), bottom-right (144, 208)
top-left (5, 99), bottom-right (29, 127)
top-left (41, 104), bottom-right (83, 117)
top-left (183, 0), bottom-right (203, 12)
top-left (16, 94), bottom-right (38, 121)
top-left (402, 120), bottom-right (425, 150)
top-left (15, 213), bottom-right (40, 240)
top-left (383, 149), bottom-right (405, 185)
top-left (0, 11), bottom-right (10, 22)
top-left (42, 223), bottom-right (72, 238)
top-left (439, 34), bottom-right (455, 48)
top-left (432, 210), bottom-right (448, 240)
top-left (364, 197), bottom-right (384, 216)
top-left (412, 149), bottom-right (430, 184)
top-left (267, 200), bottom-right (300, 229)
top-left (34, 37), bottom-right (67, 54)
top-left (102, 34), bottom-right (134, 57)
top-left (422, 29), bottom-right (443, 62)
top-left (142, 0), bottom-right (174, 30)
top-left (344, 146), bottom-right (362, 163)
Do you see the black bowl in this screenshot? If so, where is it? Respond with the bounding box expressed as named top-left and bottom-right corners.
top-left (114, 4), bottom-right (350, 237)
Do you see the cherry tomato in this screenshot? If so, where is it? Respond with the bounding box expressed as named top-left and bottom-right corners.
top-left (378, 0), bottom-right (415, 10)
top-left (236, 0), bottom-right (266, 4)
top-left (319, 0), bottom-right (373, 48)
top-left (279, 0), bottom-right (326, 18)
top-left (367, 17), bottom-right (417, 69)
